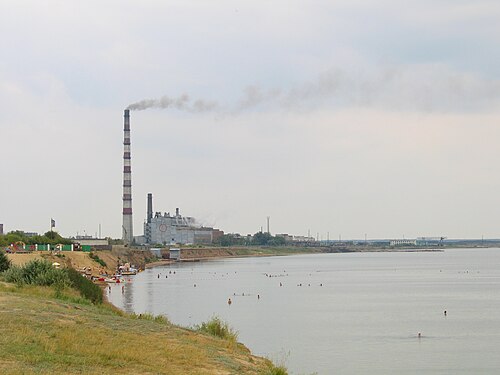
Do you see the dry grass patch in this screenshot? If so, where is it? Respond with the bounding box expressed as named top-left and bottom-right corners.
top-left (0, 286), bottom-right (271, 374)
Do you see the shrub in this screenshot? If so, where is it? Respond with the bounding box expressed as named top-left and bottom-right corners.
top-left (2, 260), bottom-right (103, 305)
top-left (65, 267), bottom-right (103, 304)
top-left (0, 251), bottom-right (11, 272)
top-left (23, 259), bottom-right (71, 287)
top-left (3, 259), bottom-right (71, 288)
top-left (89, 252), bottom-right (107, 267)
top-left (197, 316), bottom-right (238, 342)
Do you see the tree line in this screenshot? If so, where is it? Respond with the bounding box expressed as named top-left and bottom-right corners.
top-left (0, 230), bottom-right (72, 247)
top-left (214, 231), bottom-right (286, 247)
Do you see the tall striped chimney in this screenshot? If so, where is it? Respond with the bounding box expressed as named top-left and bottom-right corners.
top-left (122, 109), bottom-right (134, 244)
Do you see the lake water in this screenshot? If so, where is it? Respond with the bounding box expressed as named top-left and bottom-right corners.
top-left (107, 248), bottom-right (500, 374)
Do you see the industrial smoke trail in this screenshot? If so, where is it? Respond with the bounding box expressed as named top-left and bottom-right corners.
top-left (127, 66), bottom-right (500, 114)
top-left (127, 94), bottom-right (219, 112)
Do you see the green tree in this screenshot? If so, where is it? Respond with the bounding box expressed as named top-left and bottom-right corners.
top-left (41, 231), bottom-right (72, 245)
top-left (269, 236), bottom-right (286, 246)
top-left (252, 232), bottom-right (273, 246)
top-left (4, 232), bottom-right (25, 245)
top-left (0, 235), bottom-right (8, 247)
top-left (251, 232), bottom-right (286, 246)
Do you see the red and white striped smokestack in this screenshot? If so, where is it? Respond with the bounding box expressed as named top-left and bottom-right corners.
top-left (122, 109), bottom-right (134, 244)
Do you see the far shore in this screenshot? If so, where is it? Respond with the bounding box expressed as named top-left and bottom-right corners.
top-left (143, 246), bottom-right (446, 269)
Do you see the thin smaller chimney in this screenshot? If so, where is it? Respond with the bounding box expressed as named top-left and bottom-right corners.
top-left (176, 208), bottom-right (180, 217)
top-left (147, 193), bottom-right (153, 223)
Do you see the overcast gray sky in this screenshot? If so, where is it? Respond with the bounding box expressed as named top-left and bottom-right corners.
top-left (1, 1), bottom-right (500, 239)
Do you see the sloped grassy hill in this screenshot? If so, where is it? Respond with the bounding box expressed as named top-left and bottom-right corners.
top-left (0, 283), bottom-right (274, 374)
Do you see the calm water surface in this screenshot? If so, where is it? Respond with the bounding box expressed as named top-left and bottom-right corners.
top-left (107, 248), bottom-right (500, 374)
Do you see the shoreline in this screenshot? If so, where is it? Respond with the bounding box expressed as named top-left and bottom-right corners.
top-left (143, 246), bottom-right (445, 269)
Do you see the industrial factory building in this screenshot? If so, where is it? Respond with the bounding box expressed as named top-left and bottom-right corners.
top-left (138, 193), bottom-right (220, 246)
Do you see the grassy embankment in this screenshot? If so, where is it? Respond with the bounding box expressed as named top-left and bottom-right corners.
top-left (0, 257), bottom-right (287, 375)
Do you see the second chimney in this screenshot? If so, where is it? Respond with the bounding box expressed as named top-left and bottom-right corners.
top-left (147, 193), bottom-right (153, 224)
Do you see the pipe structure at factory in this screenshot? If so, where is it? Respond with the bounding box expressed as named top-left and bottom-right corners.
top-left (147, 193), bottom-right (153, 224)
top-left (122, 109), bottom-right (134, 244)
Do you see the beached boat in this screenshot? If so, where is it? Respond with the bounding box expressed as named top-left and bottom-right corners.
top-left (104, 278), bottom-right (121, 283)
top-left (121, 268), bottom-right (138, 275)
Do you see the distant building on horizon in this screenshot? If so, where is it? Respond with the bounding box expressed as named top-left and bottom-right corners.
top-left (390, 239), bottom-right (417, 246)
top-left (23, 232), bottom-right (39, 238)
top-left (0, 224), bottom-right (3, 236)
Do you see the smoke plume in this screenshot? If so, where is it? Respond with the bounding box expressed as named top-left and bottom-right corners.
top-left (127, 94), bottom-right (219, 112)
top-left (127, 65), bottom-right (500, 114)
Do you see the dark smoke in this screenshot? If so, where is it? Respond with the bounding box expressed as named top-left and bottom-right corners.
top-left (127, 94), bottom-right (219, 112)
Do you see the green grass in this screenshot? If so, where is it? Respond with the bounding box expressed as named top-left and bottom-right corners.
top-left (197, 316), bottom-right (239, 342)
top-left (129, 312), bottom-right (171, 325)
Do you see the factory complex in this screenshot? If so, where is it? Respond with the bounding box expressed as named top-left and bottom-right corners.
top-left (135, 193), bottom-right (223, 246)
top-left (121, 110), bottom-right (223, 246)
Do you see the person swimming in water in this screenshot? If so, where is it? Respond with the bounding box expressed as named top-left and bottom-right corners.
top-left (228, 298), bottom-right (232, 305)
top-left (444, 310), bottom-right (447, 316)
top-left (418, 332), bottom-right (421, 338)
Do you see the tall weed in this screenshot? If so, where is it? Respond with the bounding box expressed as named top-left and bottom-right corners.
top-left (197, 316), bottom-right (238, 342)
top-left (261, 364), bottom-right (288, 375)
top-left (2, 266), bottom-right (24, 285)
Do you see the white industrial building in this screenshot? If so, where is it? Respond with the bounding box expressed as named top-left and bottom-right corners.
top-left (141, 193), bottom-right (214, 245)
top-left (390, 239), bottom-right (417, 246)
